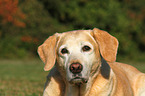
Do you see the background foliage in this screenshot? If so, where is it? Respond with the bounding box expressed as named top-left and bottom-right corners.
top-left (0, 0), bottom-right (145, 61)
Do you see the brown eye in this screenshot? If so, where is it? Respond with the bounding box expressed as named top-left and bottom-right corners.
top-left (61, 48), bottom-right (69, 54)
top-left (82, 45), bottom-right (91, 52)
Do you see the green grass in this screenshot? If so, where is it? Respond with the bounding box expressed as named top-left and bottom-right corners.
top-left (0, 59), bottom-right (48, 96)
top-left (0, 59), bottom-right (144, 96)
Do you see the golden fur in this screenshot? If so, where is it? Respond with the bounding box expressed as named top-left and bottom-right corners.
top-left (38, 28), bottom-right (145, 96)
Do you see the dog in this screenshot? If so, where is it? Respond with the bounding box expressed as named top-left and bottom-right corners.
top-left (38, 28), bottom-right (145, 96)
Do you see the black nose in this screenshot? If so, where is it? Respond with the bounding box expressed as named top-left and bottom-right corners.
top-left (69, 63), bottom-right (83, 74)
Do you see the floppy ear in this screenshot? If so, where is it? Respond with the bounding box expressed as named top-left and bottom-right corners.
top-left (93, 28), bottom-right (119, 62)
top-left (38, 34), bottom-right (58, 71)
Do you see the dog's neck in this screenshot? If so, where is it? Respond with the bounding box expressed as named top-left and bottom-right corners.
top-left (65, 59), bottom-right (113, 96)
top-left (65, 81), bottom-right (91, 96)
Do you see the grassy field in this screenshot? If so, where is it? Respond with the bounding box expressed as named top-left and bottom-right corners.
top-left (0, 59), bottom-right (144, 96)
top-left (0, 59), bottom-right (48, 96)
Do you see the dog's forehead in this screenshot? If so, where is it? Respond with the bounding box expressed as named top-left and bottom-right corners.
top-left (58, 30), bottom-right (95, 46)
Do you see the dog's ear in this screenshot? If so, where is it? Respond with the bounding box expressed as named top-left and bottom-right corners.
top-left (38, 34), bottom-right (58, 71)
top-left (93, 28), bottom-right (119, 62)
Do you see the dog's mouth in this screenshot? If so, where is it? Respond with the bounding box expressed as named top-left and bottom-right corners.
top-left (68, 63), bottom-right (89, 86)
top-left (69, 76), bottom-right (88, 86)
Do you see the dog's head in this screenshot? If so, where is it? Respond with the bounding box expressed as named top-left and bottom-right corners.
top-left (38, 28), bottom-right (118, 85)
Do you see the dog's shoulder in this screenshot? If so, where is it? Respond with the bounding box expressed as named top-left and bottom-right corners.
top-left (109, 62), bottom-right (144, 82)
top-left (116, 62), bottom-right (141, 72)
top-left (109, 62), bottom-right (145, 95)
top-left (43, 67), bottom-right (65, 96)
top-left (46, 67), bottom-right (65, 89)
top-left (116, 62), bottom-right (145, 95)
top-left (109, 62), bottom-right (142, 76)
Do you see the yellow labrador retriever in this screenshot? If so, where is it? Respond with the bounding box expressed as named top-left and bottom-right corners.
top-left (38, 28), bottom-right (145, 96)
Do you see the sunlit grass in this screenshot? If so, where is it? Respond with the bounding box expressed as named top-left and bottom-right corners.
top-left (0, 59), bottom-right (48, 96)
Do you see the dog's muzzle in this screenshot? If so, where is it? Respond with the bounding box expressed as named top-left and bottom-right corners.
top-left (69, 63), bottom-right (88, 85)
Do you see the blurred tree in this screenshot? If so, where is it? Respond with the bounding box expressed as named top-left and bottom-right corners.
top-left (40, 0), bottom-right (145, 61)
top-left (0, 0), bottom-right (144, 61)
top-left (0, 0), bottom-right (26, 27)
top-left (123, 0), bottom-right (145, 53)
top-left (18, 0), bottom-right (70, 55)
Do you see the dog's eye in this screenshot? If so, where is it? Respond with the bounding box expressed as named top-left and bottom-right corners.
top-left (82, 45), bottom-right (91, 52)
top-left (61, 48), bottom-right (69, 54)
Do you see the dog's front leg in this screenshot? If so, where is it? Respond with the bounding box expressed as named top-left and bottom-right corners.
top-left (65, 84), bottom-right (79, 96)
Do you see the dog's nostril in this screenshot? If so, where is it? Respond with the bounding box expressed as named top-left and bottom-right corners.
top-left (69, 63), bottom-right (83, 74)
